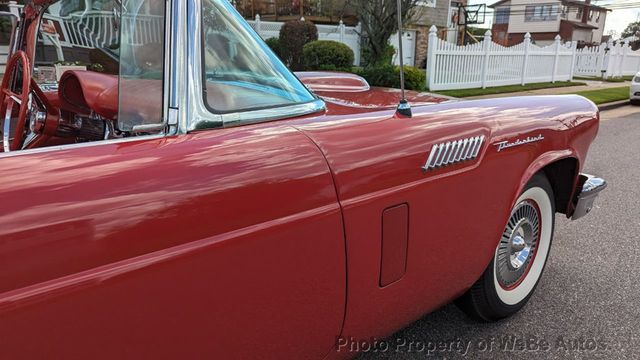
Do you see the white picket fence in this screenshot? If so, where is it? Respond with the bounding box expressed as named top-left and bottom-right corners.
top-left (427, 24), bottom-right (640, 91)
top-left (248, 15), bottom-right (362, 66)
top-left (574, 43), bottom-right (606, 78)
top-left (426, 26), bottom-right (576, 91)
top-left (576, 39), bottom-right (640, 78)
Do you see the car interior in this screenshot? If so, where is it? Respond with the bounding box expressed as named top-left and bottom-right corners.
top-left (0, 0), bottom-right (165, 153)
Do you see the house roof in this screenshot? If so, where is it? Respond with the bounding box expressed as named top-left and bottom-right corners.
top-left (563, 0), bottom-right (611, 12)
top-left (488, 0), bottom-right (509, 8)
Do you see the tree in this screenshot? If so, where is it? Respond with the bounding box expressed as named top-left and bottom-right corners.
top-left (279, 20), bottom-right (318, 71)
top-left (348, 0), bottom-right (420, 66)
top-left (621, 21), bottom-right (640, 39)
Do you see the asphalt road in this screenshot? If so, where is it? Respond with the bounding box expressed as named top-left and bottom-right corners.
top-left (359, 106), bottom-right (640, 360)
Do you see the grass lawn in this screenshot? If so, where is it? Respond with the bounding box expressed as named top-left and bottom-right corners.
top-left (434, 81), bottom-right (586, 98)
top-left (573, 76), bottom-right (631, 83)
top-left (572, 86), bottom-right (630, 105)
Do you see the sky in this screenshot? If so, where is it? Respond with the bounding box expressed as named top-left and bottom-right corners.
top-left (469, 0), bottom-right (640, 38)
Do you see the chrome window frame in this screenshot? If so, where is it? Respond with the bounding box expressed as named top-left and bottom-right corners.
top-left (0, 0), bottom-right (176, 159)
top-left (185, 0), bottom-right (325, 132)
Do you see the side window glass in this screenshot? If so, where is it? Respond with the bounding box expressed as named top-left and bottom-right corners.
top-left (201, 0), bottom-right (315, 114)
top-left (118, 0), bottom-right (166, 131)
top-left (31, 0), bottom-right (165, 135)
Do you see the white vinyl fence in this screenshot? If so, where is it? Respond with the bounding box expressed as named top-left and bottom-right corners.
top-left (574, 40), bottom-right (640, 78)
top-left (248, 15), bottom-right (363, 66)
top-left (600, 39), bottom-right (640, 78)
top-left (426, 26), bottom-right (576, 91)
top-left (574, 43), bottom-right (607, 78)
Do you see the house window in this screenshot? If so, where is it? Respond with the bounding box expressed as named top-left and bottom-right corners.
top-left (417, 0), bottom-right (436, 8)
top-left (596, 11), bottom-right (601, 23)
top-left (576, 7), bottom-right (583, 20)
top-left (495, 7), bottom-right (510, 24)
top-left (589, 10), bottom-right (594, 20)
top-left (524, 4), bottom-right (558, 22)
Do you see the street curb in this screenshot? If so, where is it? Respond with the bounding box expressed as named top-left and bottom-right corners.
top-left (598, 100), bottom-right (630, 111)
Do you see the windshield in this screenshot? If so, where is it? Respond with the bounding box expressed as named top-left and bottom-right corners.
top-left (201, 0), bottom-right (315, 113)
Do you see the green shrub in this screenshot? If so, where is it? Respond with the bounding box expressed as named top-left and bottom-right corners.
top-left (354, 64), bottom-right (425, 91)
top-left (279, 20), bottom-right (318, 71)
top-left (303, 40), bottom-right (354, 71)
top-left (264, 37), bottom-right (282, 58)
top-left (361, 43), bottom-right (396, 66)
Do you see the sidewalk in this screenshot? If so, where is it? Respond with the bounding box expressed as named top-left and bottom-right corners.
top-left (465, 80), bottom-right (630, 100)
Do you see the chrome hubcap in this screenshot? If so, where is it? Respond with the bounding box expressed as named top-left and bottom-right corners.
top-left (496, 201), bottom-right (540, 288)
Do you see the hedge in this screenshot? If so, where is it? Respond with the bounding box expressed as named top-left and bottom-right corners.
top-left (303, 40), bottom-right (354, 71)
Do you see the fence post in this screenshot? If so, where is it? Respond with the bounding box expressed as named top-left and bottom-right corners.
top-left (569, 41), bottom-right (577, 81)
top-left (339, 20), bottom-right (345, 43)
top-left (598, 42), bottom-right (607, 79)
top-left (355, 22), bottom-right (362, 66)
top-left (521, 32), bottom-right (531, 86)
top-left (621, 40), bottom-right (630, 76)
top-left (604, 39), bottom-right (614, 79)
top-left (426, 25), bottom-right (438, 91)
top-left (255, 14), bottom-right (262, 38)
top-left (613, 41), bottom-right (622, 78)
top-left (8, 1), bottom-right (19, 17)
top-left (481, 30), bottom-right (491, 89)
top-left (551, 35), bottom-right (561, 83)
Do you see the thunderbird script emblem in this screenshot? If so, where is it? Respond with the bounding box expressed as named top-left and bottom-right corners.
top-left (495, 134), bottom-right (545, 152)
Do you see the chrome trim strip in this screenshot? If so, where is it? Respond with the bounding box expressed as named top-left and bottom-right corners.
top-left (3, 105), bottom-right (12, 153)
top-left (449, 139), bottom-right (462, 163)
top-left (435, 142), bottom-right (451, 167)
top-left (424, 144), bottom-right (438, 170)
top-left (458, 138), bottom-right (469, 161)
top-left (471, 136), bottom-right (484, 158)
top-left (186, 0), bottom-right (222, 131)
top-left (422, 135), bottom-right (486, 171)
top-left (0, 134), bottom-right (166, 159)
top-left (461, 139), bottom-right (472, 160)
top-left (167, 0), bottom-right (179, 110)
top-left (467, 137), bottom-right (476, 159)
top-left (219, 100), bottom-right (326, 128)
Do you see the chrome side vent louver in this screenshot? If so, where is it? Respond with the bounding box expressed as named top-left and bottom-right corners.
top-left (422, 135), bottom-right (485, 171)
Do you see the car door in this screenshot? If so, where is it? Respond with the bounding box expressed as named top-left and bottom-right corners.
top-left (292, 101), bottom-right (517, 345)
top-left (0, 122), bottom-right (346, 360)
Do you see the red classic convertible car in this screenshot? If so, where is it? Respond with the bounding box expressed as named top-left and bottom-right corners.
top-left (0, 0), bottom-right (606, 359)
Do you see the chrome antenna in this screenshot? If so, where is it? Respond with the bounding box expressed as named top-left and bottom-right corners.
top-left (396, 0), bottom-right (412, 117)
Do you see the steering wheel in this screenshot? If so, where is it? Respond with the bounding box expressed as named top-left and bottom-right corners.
top-left (0, 51), bottom-right (31, 152)
top-left (0, 50), bottom-right (60, 152)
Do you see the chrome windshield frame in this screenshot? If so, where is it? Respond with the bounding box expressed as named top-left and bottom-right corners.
top-left (184, 0), bottom-right (325, 132)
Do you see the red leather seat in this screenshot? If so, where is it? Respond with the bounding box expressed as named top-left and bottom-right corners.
top-left (58, 71), bottom-right (164, 124)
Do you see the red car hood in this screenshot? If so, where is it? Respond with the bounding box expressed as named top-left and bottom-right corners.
top-left (295, 71), bottom-right (452, 114)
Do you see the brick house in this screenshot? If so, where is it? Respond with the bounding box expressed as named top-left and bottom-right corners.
top-left (410, 0), bottom-right (468, 68)
top-left (490, 0), bottom-right (610, 47)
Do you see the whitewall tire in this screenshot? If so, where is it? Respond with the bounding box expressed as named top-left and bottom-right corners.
top-left (457, 173), bottom-right (555, 321)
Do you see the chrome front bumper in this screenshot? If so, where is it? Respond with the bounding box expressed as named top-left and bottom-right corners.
top-left (572, 174), bottom-right (607, 220)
